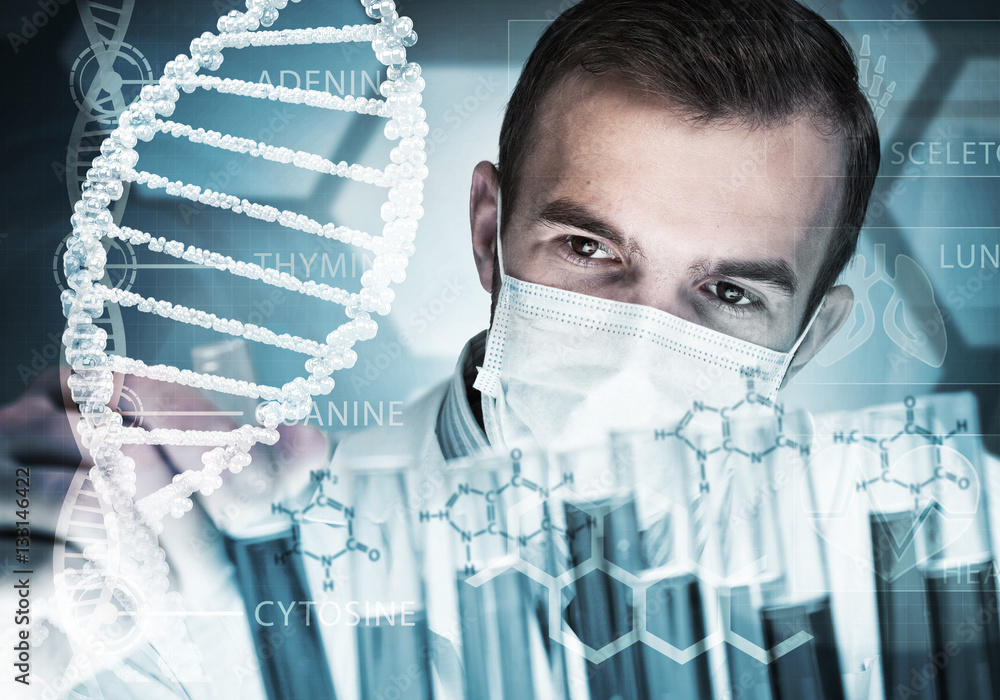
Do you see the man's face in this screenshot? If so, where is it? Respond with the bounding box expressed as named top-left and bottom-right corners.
top-left (471, 74), bottom-right (854, 367)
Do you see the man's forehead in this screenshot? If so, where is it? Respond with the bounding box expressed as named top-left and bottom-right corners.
top-left (521, 74), bottom-right (847, 231)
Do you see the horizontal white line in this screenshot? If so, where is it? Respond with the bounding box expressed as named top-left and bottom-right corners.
top-left (863, 227), bottom-right (1000, 229)
top-left (105, 264), bottom-right (208, 269)
top-left (145, 610), bottom-right (245, 617)
top-left (119, 411), bottom-right (245, 416)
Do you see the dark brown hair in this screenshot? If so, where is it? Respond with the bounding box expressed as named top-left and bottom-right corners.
top-left (497, 0), bottom-right (880, 329)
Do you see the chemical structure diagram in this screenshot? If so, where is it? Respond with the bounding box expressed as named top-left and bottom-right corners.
top-left (650, 371), bottom-right (812, 496)
top-left (266, 383), bottom-right (980, 668)
top-left (826, 395), bottom-right (973, 500)
top-left (269, 473), bottom-right (382, 594)
top-left (415, 449), bottom-right (580, 577)
top-left (809, 394), bottom-right (982, 580)
top-left (270, 453), bottom-right (583, 592)
top-left (263, 376), bottom-right (808, 663)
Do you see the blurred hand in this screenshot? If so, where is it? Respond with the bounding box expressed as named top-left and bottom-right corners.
top-left (0, 367), bottom-right (331, 598)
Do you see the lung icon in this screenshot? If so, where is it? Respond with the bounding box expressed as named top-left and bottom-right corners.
top-left (817, 244), bottom-right (947, 368)
top-left (883, 254), bottom-right (948, 367)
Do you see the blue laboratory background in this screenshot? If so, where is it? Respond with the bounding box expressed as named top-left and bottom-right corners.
top-left (0, 0), bottom-right (997, 450)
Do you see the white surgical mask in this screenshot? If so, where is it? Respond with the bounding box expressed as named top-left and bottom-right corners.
top-left (473, 198), bottom-right (823, 452)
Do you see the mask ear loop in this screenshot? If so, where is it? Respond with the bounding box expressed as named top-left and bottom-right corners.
top-left (474, 189), bottom-right (507, 399)
top-left (495, 190), bottom-right (506, 280)
top-left (778, 296), bottom-right (827, 382)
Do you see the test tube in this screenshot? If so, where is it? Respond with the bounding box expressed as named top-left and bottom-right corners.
top-left (862, 403), bottom-right (940, 700)
top-left (193, 340), bottom-right (337, 700)
top-left (708, 410), bottom-right (844, 700)
top-left (225, 529), bottom-right (337, 700)
top-left (541, 442), bottom-right (642, 700)
top-left (870, 506), bottom-right (935, 700)
top-left (442, 448), bottom-right (567, 700)
top-left (609, 427), bottom-right (716, 700)
top-left (895, 396), bottom-right (997, 700)
top-left (348, 457), bottom-right (434, 700)
top-left (614, 422), bottom-right (770, 700)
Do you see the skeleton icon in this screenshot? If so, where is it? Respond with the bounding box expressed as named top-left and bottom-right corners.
top-left (858, 34), bottom-right (895, 125)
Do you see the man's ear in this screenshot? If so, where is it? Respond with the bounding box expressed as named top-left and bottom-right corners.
top-left (782, 284), bottom-right (854, 385)
top-left (470, 160), bottom-right (500, 293)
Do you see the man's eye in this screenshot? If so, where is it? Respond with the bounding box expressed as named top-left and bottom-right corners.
top-left (569, 235), bottom-right (614, 259)
top-left (710, 281), bottom-right (754, 305)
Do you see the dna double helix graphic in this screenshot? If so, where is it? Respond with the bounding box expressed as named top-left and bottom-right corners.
top-left (54, 0), bottom-right (427, 682)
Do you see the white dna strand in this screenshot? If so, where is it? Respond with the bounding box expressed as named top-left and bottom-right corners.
top-left (56, 0), bottom-right (426, 679)
top-left (56, 1), bottom-right (146, 375)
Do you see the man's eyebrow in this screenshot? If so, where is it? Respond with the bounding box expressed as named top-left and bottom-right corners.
top-left (691, 258), bottom-right (798, 297)
top-left (536, 198), bottom-right (639, 256)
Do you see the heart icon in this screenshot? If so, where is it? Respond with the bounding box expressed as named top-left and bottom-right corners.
top-left (805, 441), bottom-right (980, 582)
